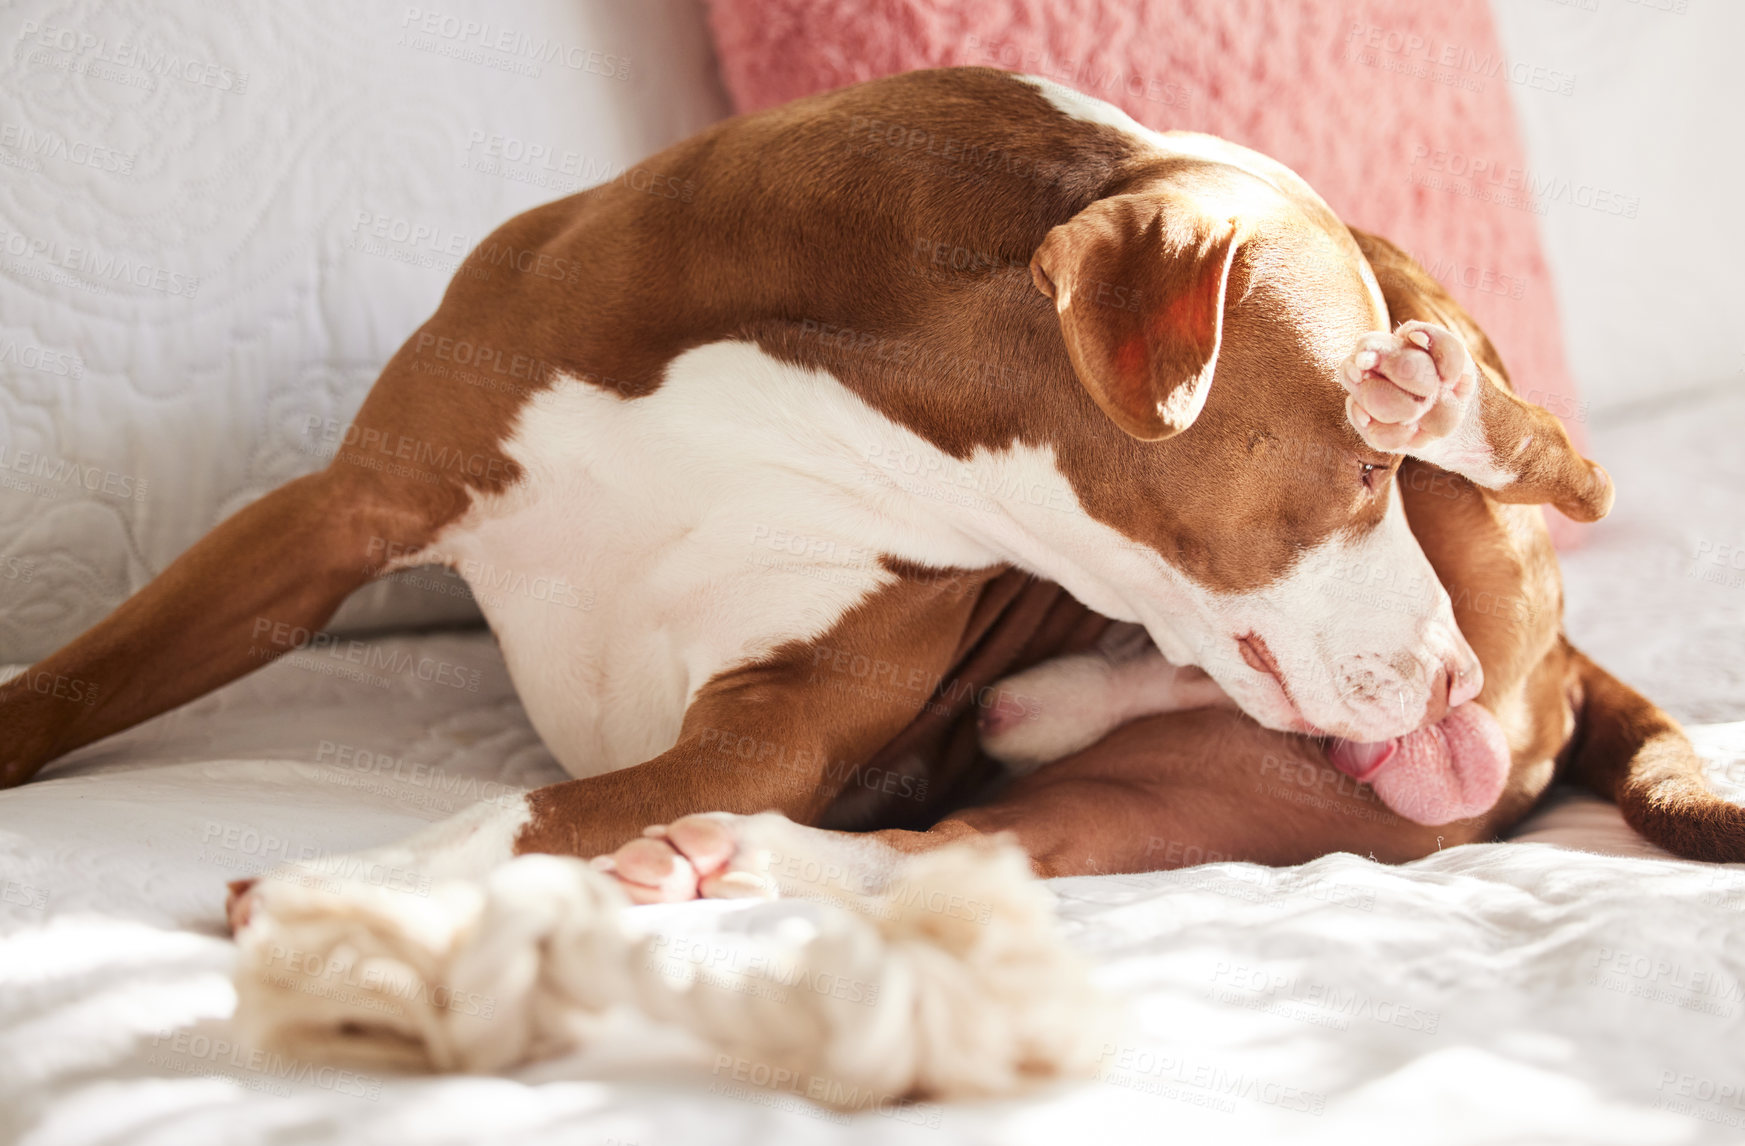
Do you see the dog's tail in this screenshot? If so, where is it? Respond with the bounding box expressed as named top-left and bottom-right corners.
top-left (1563, 646), bottom-right (1745, 862)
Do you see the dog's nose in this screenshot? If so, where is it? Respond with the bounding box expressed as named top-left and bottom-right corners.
top-left (1448, 647), bottom-right (1484, 709)
top-left (1421, 666), bottom-right (1453, 726)
top-left (1332, 639), bottom-right (1482, 739)
top-left (1421, 652), bottom-right (1484, 726)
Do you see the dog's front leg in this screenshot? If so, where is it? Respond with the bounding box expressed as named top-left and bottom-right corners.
top-left (518, 573), bottom-right (992, 901)
top-left (231, 568), bottom-right (990, 922)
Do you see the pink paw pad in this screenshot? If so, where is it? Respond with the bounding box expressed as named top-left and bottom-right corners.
top-left (977, 690), bottom-right (1035, 738)
top-left (590, 814), bottom-right (775, 904)
top-left (1340, 321), bottom-right (1476, 452)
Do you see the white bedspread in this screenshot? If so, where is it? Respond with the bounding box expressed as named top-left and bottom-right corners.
top-left (3, 397), bottom-right (1743, 1145)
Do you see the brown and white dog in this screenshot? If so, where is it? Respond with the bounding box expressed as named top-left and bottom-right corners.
top-left (0, 69), bottom-right (1618, 910)
top-left (589, 229), bottom-right (1745, 907)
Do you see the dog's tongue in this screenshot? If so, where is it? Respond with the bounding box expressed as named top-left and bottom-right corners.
top-left (1326, 703), bottom-right (1510, 825)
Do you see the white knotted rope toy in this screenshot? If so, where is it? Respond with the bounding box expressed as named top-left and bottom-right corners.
top-left (232, 826), bottom-right (1112, 1108)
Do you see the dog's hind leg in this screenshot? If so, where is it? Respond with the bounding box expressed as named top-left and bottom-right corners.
top-left (0, 464), bottom-right (448, 787)
top-left (978, 628), bottom-right (1234, 774)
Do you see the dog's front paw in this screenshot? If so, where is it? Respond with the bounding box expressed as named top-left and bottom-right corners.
top-left (590, 813), bottom-right (777, 904)
top-left (1340, 320), bottom-right (1477, 452)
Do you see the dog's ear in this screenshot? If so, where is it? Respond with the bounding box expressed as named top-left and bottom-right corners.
top-left (1032, 192), bottom-right (1241, 441)
top-left (1349, 227), bottom-right (1613, 522)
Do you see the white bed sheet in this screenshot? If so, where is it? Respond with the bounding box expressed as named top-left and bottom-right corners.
top-left (3, 395), bottom-right (1744, 1146)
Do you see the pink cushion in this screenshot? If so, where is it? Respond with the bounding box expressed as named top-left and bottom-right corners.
top-left (705, 0), bottom-right (1590, 545)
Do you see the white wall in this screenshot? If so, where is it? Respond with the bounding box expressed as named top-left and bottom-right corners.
top-left (1491, 0), bottom-right (1745, 415)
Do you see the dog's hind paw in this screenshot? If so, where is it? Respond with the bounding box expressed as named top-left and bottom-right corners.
top-left (1340, 320), bottom-right (1478, 453)
top-left (978, 653), bottom-right (1124, 774)
top-left (980, 640), bottom-right (1233, 775)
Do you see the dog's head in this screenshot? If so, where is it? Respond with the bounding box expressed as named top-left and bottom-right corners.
top-left (1028, 161), bottom-right (1593, 743)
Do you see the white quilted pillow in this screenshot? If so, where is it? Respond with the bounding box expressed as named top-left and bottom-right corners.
top-left (0, 0), bottom-right (729, 662)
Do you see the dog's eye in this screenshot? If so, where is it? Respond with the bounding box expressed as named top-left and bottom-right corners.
top-left (1360, 462), bottom-right (1383, 491)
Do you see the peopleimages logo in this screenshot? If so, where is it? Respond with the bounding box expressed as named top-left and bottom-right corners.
top-left (0, 446), bottom-right (147, 502)
top-left (398, 8), bottom-right (630, 80)
top-left (248, 618), bottom-right (487, 692)
top-left (146, 1029), bottom-right (382, 1099)
top-left (0, 121), bottom-right (134, 176)
top-left (0, 336), bottom-right (83, 378)
top-left (313, 740), bottom-right (525, 811)
top-left (0, 224), bottom-right (200, 298)
top-left (1343, 22), bottom-right (1576, 96)
top-left (1406, 144), bottom-right (1641, 219)
top-left (17, 20), bottom-right (249, 93)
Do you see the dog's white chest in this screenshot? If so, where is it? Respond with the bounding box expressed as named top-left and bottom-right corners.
top-left (423, 341), bottom-right (1007, 779)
